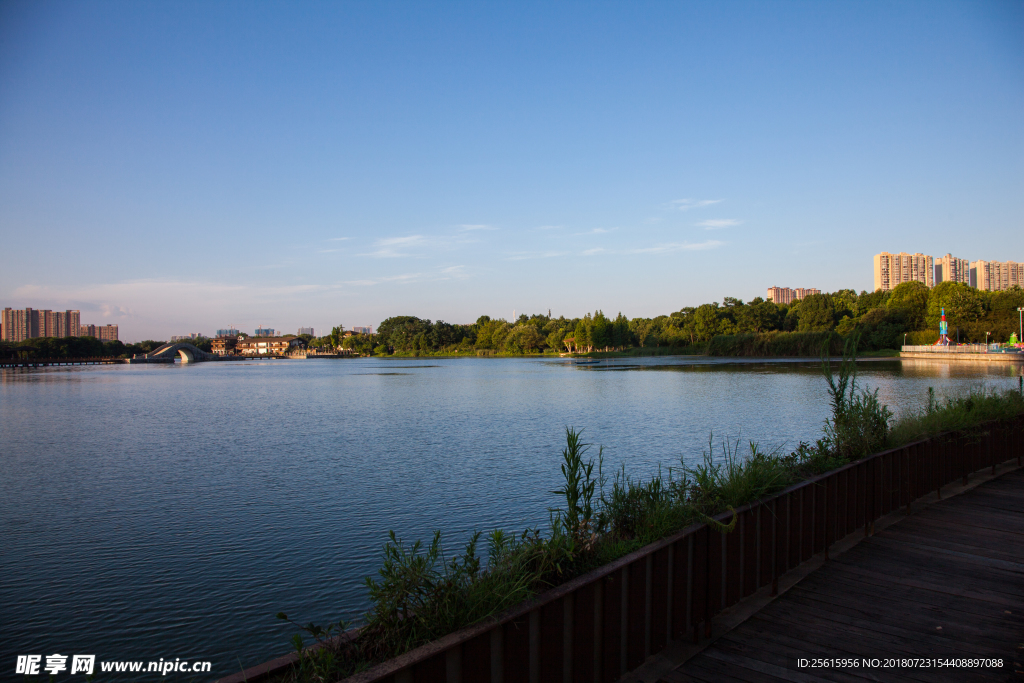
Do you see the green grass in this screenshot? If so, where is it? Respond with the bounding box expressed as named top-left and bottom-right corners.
top-left (888, 384), bottom-right (1024, 448)
top-left (858, 348), bottom-right (900, 358)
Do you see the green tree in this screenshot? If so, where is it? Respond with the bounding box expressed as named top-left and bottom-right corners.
top-left (832, 289), bottom-right (858, 318)
top-left (692, 303), bottom-right (721, 342)
top-left (629, 318), bottom-right (655, 347)
top-left (886, 281), bottom-right (929, 330)
top-left (737, 298), bottom-right (781, 333)
top-left (503, 324), bottom-right (542, 354)
top-left (797, 294), bottom-right (836, 332)
top-left (590, 311), bottom-right (611, 350)
top-left (377, 316), bottom-right (431, 353)
top-left (574, 315), bottom-right (593, 351)
top-left (926, 282), bottom-right (985, 330)
top-left (329, 325), bottom-right (345, 348)
top-left (611, 312), bottom-right (631, 349)
top-left (857, 289), bottom-right (891, 312)
top-left (545, 326), bottom-right (567, 352)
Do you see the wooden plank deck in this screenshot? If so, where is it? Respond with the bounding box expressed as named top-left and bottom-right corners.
top-left (660, 468), bottom-right (1024, 683)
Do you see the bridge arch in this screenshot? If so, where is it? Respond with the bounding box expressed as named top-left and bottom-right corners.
top-left (129, 342), bottom-right (218, 364)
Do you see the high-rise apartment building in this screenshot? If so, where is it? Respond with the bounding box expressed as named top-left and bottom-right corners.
top-left (766, 287), bottom-right (821, 305)
top-left (80, 323), bottom-right (119, 341)
top-left (41, 310), bottom-right (56, 337)
top-left (2, 308), bottom-right (33, 341)
top-left (873, 252), bottom-right (934, 291)
top-left (298, 327), bottom-right (315, 336)
top-left (970, 260), bottom-right (1024, 292)
top-left (2, 308), bottom-right (80, 341)
top-left (216, 328), bottom-right (240, 338)
top-left (64, 310), bottom-right (80, 338)
top-left (934, 253), bottom-right (970, 285)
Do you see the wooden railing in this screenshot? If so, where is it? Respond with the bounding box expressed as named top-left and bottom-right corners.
top-left (219, 416), bottom-right (1023, 683)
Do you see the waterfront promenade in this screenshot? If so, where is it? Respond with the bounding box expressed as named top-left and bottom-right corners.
top-left (900, 345), bottom-right (1024, 364)
top-left (657, 466), bottom-right (1023, 683)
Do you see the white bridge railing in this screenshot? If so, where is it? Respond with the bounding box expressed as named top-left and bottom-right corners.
top-left (902, 344), bottom-right (1019, 353)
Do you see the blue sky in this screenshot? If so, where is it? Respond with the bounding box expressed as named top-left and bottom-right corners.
top-left (1, 1), bottom-right (1021, 341)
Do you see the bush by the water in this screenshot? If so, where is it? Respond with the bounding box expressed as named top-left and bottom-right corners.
top-left (706, 331), bottom-right (844, 357)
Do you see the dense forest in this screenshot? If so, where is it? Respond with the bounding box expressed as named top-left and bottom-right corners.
top-left (332, 282), bottom-right (1024, 357)
top-left (4, 282), bottom-right (1021, 360)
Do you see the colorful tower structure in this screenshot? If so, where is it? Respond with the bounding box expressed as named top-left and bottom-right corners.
top-left (935, 307), bottom-right (951, 346)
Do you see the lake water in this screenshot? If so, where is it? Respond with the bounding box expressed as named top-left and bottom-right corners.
top-left (2, 356), bottom-right (1020, 679)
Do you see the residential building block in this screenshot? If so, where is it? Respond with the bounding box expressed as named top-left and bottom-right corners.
top-left (934, 253), bottom-right (970, 285)
top-left (873, 252), bottom-right (934, 291)
top-left (970, 260), bottom-right (1024, 291)
top-left (766, 287), bottom-right (821, 305)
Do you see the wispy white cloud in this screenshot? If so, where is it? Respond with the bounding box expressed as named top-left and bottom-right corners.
top-left (506, 250), bottom-right (568, 261)
top-left (578, 240), bottom-right (724, 257)
top-left (625, 240), bottom-right (724, 255)
top-left (358, 233), bottom-right (481, 258)
top-left (360, 235), bottom-right (426, 258)
top-left (534, 225), bottom-right (562, 231)
top-left (440, 265), bottom-right (469, 277)
top-left (343, 266), bottom-right (469, 286)
top-left (671, 198), bottom-right (722, 211)
top-left (574, 227), bottom-right (617, 236)
top-left (458, 224), bottom-right (497, 231)
top-left (343, 273), bottom-right (423, 286)
top-left (696, 219), bottom-right (742, 229)
top-left (378, 235), bottom-right (425, 247)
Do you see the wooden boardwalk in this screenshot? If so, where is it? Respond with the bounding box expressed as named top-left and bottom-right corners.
top-left (661, 468), bottom-right (1024, 683)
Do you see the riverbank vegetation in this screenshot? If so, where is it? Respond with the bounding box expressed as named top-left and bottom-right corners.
top-left (6, 282), bottom-right (1018, 361)
top-left (273, 342), bottom-right (1024, 681)
top-left (0, 336), bottom-right (170, 360)
top-left (331, 282), bottom-right (1024, 358)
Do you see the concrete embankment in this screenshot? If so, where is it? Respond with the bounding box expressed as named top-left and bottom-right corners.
top-left (900, 351), bottom-right (1024, 363)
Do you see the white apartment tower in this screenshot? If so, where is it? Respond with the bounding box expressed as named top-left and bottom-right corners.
top-left (766, 287), bottom-right (821, 305)
top-left (873, 252), bottom-right (934, 291)
top-left (970, 260), bottom-right (1024, 291)
top-left (934, 253), bottom-right (970, 285)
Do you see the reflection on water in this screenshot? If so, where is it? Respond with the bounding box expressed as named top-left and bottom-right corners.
top-left (0, 357), bottom-right (1019, 677)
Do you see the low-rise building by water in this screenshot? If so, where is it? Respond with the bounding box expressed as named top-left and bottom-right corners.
top-left (211, 338), bottom-right (238, 356)
top-left (237, 336), bottom-right (305, 355)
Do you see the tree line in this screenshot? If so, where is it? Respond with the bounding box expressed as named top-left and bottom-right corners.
top-left (0, 336), bottom-right (169, 360)
top-left (4, 282), bottom-right (1019, 360)
top-left (333, 282), bottom-right (1024, 356)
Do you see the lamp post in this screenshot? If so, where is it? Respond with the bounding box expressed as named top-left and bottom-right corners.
top-left (903, 333), bottom-right (907, 349)
top-left (986, 331), bottom-right (990, 351)
top-left (1018, 308), bottom-right (1024, 346)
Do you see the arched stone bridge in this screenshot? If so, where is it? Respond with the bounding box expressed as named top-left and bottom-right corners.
top-left (129, 342), bottom-right (218, 364)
